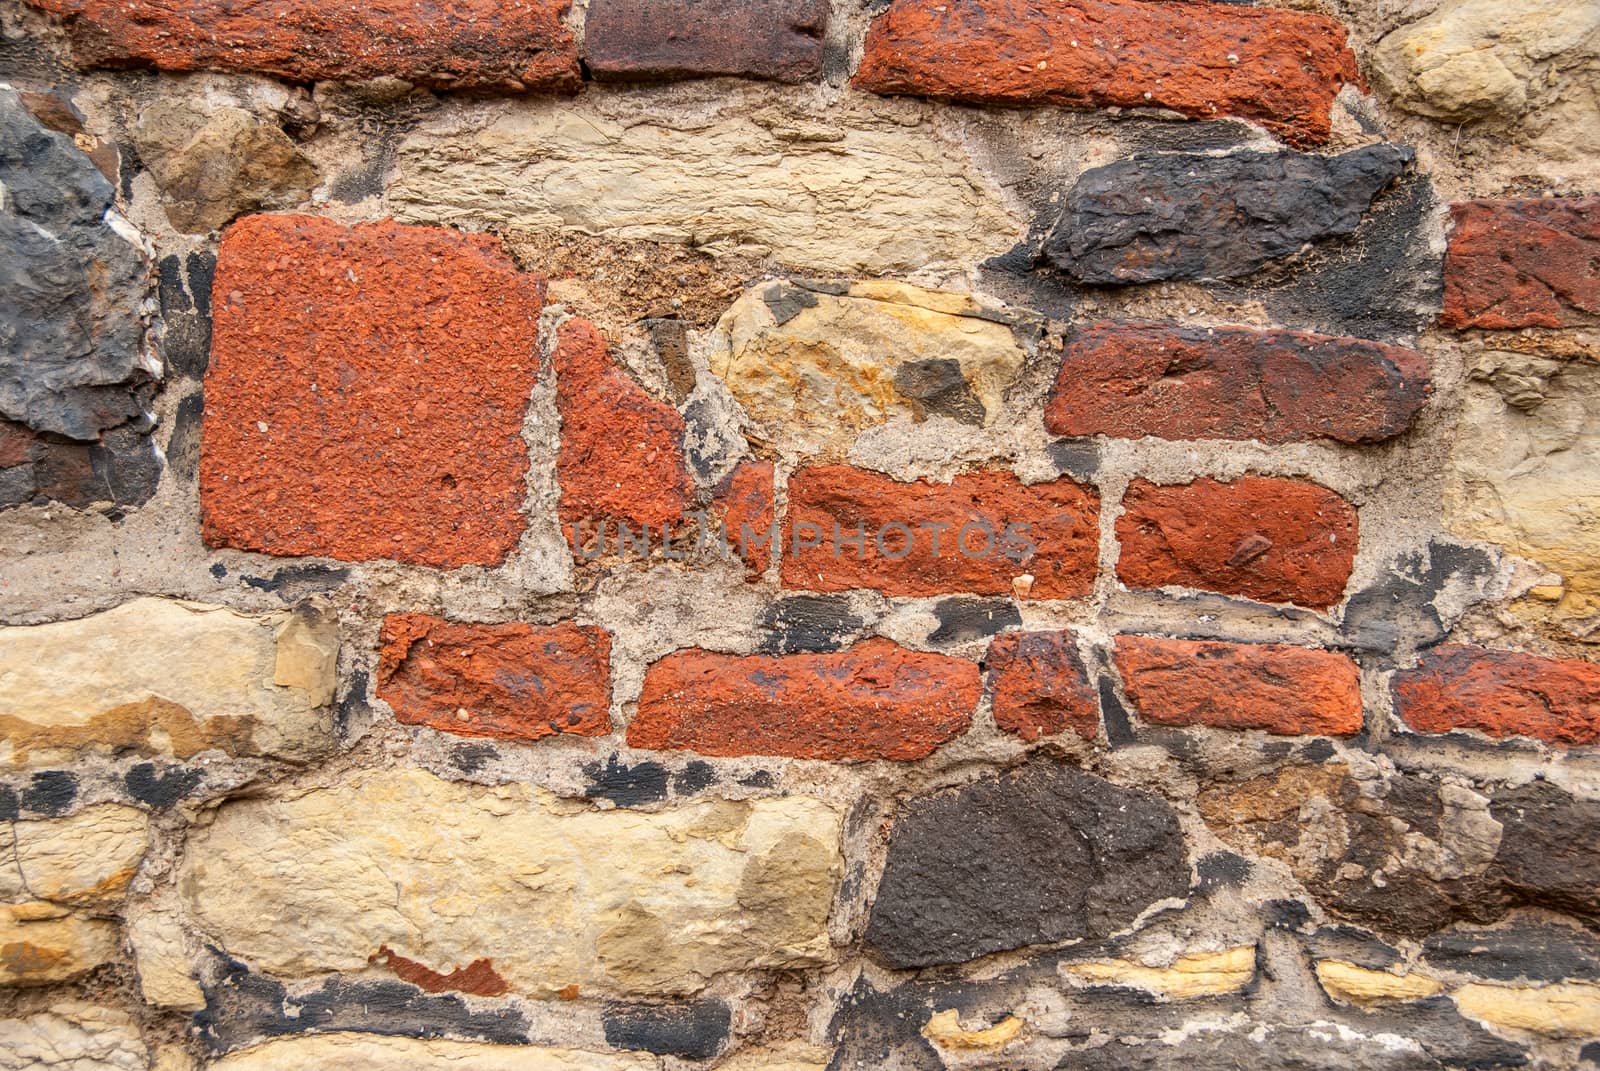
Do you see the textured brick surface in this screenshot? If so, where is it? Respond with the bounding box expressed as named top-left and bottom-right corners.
top-left (781, 466), bottom-right (1098, 599)
top-left (986, 631), bottom-right (1099, 742)
top-left (711, 461), bottom-right (777, 579)
top-left (854, 0), bottom-right (1361, 146)
top-left (377, 615), bottom-right (612, 742)
top-left (1441, 198), bottom-right (1600, 329)
top-left (585, 0), bottom-right (827, 83)
top-left (1392, 645), bottom-right (1600, 746)
top-left (199, 215), bottom-right (543, 569)
top-left (629, 638), bottom-right (979, 760)
top-left (1046, 322), bottom-right (1430, 445)
top-left (1114, 636), bottom-right (1363, 736)
top-left (1116, 477), bottom-right (1359, 609)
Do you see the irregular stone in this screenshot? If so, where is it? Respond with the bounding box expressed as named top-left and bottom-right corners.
top-left (127, 903), bottom-right (206, 1010)
top-left (1046, 322), bottom-right (1430, 445)
top-left (855, 0), bottom-right (1360, 147)
top-left (601, 999), bottom-right (730, 1059)
top-left (1061, 946), bottom-right (1256, 999)
top-left (782, 466), bottom-right (1098, 599)
top-left (586, 0), bottom-right (827, 84)
top-left (630, 637), bottom-right (978, 760)
top-left (1114, 636), bottom-right (1363, 736)
top-left (864, 762), bottom-right (1189, 968)
top-left (7, 805), bottom-right (148, 907)
top-left (921, 1008), bottom-right (1024, 1052)
top-left (133, 100), bottom-right (317, 234)
top-left (0, 598), bottom-right (338, 768)
top-left (1441, 198), bottom-right (1600, 329)
top-left (1315, 960), bottom-right (1446, 1006)
top-left (756, 594), bottom-right (865, 655)
top-left (986, 630), bottom-right (1099, 742)
top-left (0, 87), bottom-right (151, 442)
top-left (207, 1034), bottom-right (655, 1070)
top-left (1056, 1022), bottom-right (1439, 1070)
top-left (179, 768), bottom-right (842, 996)
top-left (1452, 981), bottom-right (1600, 1038)
top-left (1422, 915), bottom-right (1600, 982)
top-left (716, 1043), bottom-right (832, 1071)
top-left (25, 0), bottom-right (581, 91)
top-left (711, 460), bottom-right (776, 579)
top-left (0, 1002), bottom-right (148, 1070)
top-left (0, 903), bottom-right (118, 985)
top-left (1043, 146), bottom-right (1412, 284)
top-left (199, 214), bottom-right (544, 568)
top-left (376, 614), bottom-right (612, 742)
top-left (1340, 539), bottom-right (1498, 654)
top-left (929, 598), bottom-right (1021, 646)
top-left (389, 89), bottom-right (1018, 276)
top-left (710, 280), bottom-right (1034, 457)
top-left (1490, 782), bottom-right (1600, 922)
top-left (1392, 644), bottom-right (1600, 746)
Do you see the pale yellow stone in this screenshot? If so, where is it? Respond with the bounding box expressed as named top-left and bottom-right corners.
top-left (179, 768), bottom-right (841, 998)
top-left (1315, 960), bottom-right (1446, 1006)
top-left (273, 605), bottom-right (339, 708)
top-left (0, 903), bottom-right (119, 986)
top-left (389, 86), bottom-right (1017, 276)
top-left (0, 597), bottom-right (339, 768)
top-left (207, 1033), bottom-right (656, 1070)
top-left (1059, 946), bottom-right (1257, 999)
top-left (152, 1045), bottom-right (198, 1071)
top-left (127, 903), bottom-right (207, 1011)
top-left (921, 1008), bottom-right (1025, 1051)
top-left (5, 805), bottom-right (149, 908)
top-left (716, 1043), bottom-right (833, 1071)
top-left (0, 1001), bottom-right (148, 1071)
top-left (710, 280), bottom-right (1031, 458)
top-left (1452, 981), bottom-right (1600, 1038)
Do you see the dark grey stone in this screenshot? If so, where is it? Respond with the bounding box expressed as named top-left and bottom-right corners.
top-left (158, 249), bottom-right (215, 379)
top-left (1195, 851), bottom-right (1251, 890)
top-left (1302, 925), bottom-right (1404, 970)
top-left (123, 762), bottom-right (203, 809)
top-left (1423, 916), bottom-right (1600, 983)
top-left (1341, 539), bottom-right (1497, 653)
top-left (1056, 1024), bottom-right (1443, 1070)
top-left (1047, 439), bottom-right (1100, 479)
top-left (1492, 783), bottom-right (1600, 923)
top-left (757, 594), bottom-right (864, 654)
top-left (584, 755), bottom-right (670, 807)
top-left (601, 999), bottom-right (730, 1059)
top-left (19, 770), bottom-right (78, 815)
top-left (761, 280), bottom-right (819, 324)
top-left (1043, 145), bottom-right (1412, 285)
top-left (929, 597), bottom-right (1021, 645)
top-left (893, 358), bottom-right (985, 424)
top-left (672, 760), bottom-right (717, 796)
top-left (864, 761), bottom-right (1189, 968)
top-left (449, 742), bottom-right (498, 774)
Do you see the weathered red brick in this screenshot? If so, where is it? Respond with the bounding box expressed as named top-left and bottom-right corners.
top-left (370, 946), bottom-right (510, 997)
top-left (585, 0), bottom-right (827, 83)
top-left (26, 0), bottom-right (581, 92)
top-left (629, 637), bottom-right (979, 760)
top-left (1114, 635), bottom-right (1362, 736)
top-left (1441, 198), bottom-right (1600, 329)
top-left (987, 630), bottom-right (1098, 742)
top-left (781, 466), bottom-right (1099, 600)
top-left (376, 614), bottom-right (611, 741)
top-left (854, 0), bottom-right (1361, 147)
top-left (1046, 322), bottom-right (1430, 445)
top-left (1392, 645), bottom-right (1600, 747)
top-left (710, 460), bottom-right (777, 579)
top-left (1116, 477), bottom-right (1358, 610)
top-left (199, 215), bottom-right (543, 568)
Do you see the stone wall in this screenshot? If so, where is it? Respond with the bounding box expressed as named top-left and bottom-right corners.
top-left (1, 0), bottom-right (1597, 1068)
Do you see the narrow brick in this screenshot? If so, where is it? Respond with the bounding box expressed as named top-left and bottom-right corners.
top-left (629, 638), bottom-right (979, 760)
top-left (1114, 636), bottom-right (1363, 736)
top-left (1392, 645), bottom-right (1600, 747)
top-left (376, 615), bottom-right (611, 742)
top-left (854, 0), bottom-right (1361, 147)
top-left (1116, 477), bottom-right (1359, 610)
top-left (585, 0), bottom-right (827, 84)
top-left (987, 631), bottom-right (1099, 742)
top-left (1441, 198), bottom-right (1600, 329)
top-left (1046, 322), bottom-right (1430, 445)
top-left (711, 460), bottom-right (777, 579)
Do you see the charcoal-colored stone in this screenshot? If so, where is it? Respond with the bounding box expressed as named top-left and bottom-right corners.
top-left (864, 761), bottom-right (1189, 968)
top-left (1057, 1023), bottom-right (1443, 1069)
top-left (586, 0), bottom-right (827, 84)
top-left (583, 755), bottom-right (670, 807)
top-left (1492, 783), bottom-right (1600, 922)
top-left (1423, 915), bottom-right (1600, 983)
top-left (602, 999), bottom-right (730, 1059)
top-left (1043, 145), bottom-right (1412, 284)
top-left (1341, 539), bottom-right (1497, 653)
top-left (929, 597), bottom-right (1021, 645)
top-left (757, 594), bottom-right (866, 654)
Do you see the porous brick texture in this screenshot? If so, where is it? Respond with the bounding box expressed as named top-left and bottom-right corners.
top-left (4, 0), bottom-right (1600, 1068)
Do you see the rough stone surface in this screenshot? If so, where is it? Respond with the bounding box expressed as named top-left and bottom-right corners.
top-left (0, 1002), bottom-right (148, 1070)
top-left (782, 466), bottom-right (1098, 599)
top-left (1441, 198), bottom-right (1600, 329)
top-left (1060, 946), bottom-right (1257, 999)
top-left (3, 805), bottom-right (148, 906)
top-left (629, 638), bottom-right (978, 760)
top-left (586, 0), bottom-right (827, 84)
top-left (1393, 644), bottom-right (1600, 746)
top-left (1043, 146), bottom-right (1412, 284)
top-left (199, 214), bottom-right (544, 568)
top-left (1056, 1022), bottom-right (1444, 1070)
top-left (26, 0), bottom-right (582, 91)
top-left (376, 614), bottom-right (612, 742)
top-left (864, 762), bottom-right (1188, 968)
top-left (208, 1034), bottom-right (655, 1070)
top-left (0, 904), bottom-right (118, 985)
top-left (0, 598), bottom-right (337, 769)
top-left (1046, 322), bottom-right (1430, 445)
top-left (854, 0), bottom-right (1360, 147)
top-left (179, 768), bottom-right (842, 996)
top-left (986, 630), bottom-right (1099, 742)
top-left (1115, 477), bottom-right (1360, 609)
top-left (128, 903), bottom-right (206, 1010)
top-left (1114, 636), bottom-right (1363, 736)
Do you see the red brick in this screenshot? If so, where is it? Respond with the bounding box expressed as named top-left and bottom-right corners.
top-left (1441, 198), bottom-right (1600, 329)
top-left (987, 630), bottom-right (1098, 742)
top-left (376, 614), bottom-right (611, 741)
top-left (199, 215), bottom-right (542, 568)
top-left (370, 946), bottom-right (509, 997)
top-left (854, 0), bottom-right (1360, 147)
top-left (781, 466), bottom-right (1099, 600)
top-left (1392, 645), bottom-right (1600, 747)
top-left (710, 460), bottom-right (777, 579)
top-left (1116, 477), bottom-right (1358, 610)
top-left (585, 0), bottom-right (827, 84)
top-left (629, 637), bottom-right (979, 760)
top-left (1114, 635), bottom-right (1362, 736)
top-left (1045, 322), bottom-right (1430, 445)
top-left (27, 0), bottom-right (581, 92)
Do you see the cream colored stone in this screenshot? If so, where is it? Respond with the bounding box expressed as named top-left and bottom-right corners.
top-left (389, 86), bottom-right (1017, 276)
top-left (921, 1008), bottom-right (1025, 1051)
top-left (715, 1043), bottom-right (832, 1071)
top-left (0, 1001), bottom-right (148, 1071)
top-left (5, 806), bottom-right (149, 908)
top-left (272, 605), bottom-right (339, 707)
top-left (1059, 946), bottom-right (1257, 999)
top-left (127, 903), bottom-right (206, 1011)
top-left (207, 1033), bottom-right (655, 1070)
top-left (1452, 981), bottom-right (1600, 1037)
top-left (0, 598), bottom-right (339, 768)
top-left (0, 903), bottom-right (119, 986)
top-left (152, 1046), bottom-right (196, 1071)
top-left (709, 280), bottom-right (1032, 458)
top-left (180, 768), bottom-right (841, 998)
top-left (1315, 961), bottom-right (1446, 1006)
